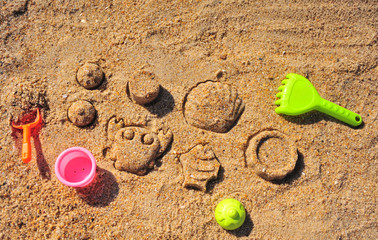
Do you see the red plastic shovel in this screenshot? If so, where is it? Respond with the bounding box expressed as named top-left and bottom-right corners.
top-left (12, 108), bottom-right (42, 163)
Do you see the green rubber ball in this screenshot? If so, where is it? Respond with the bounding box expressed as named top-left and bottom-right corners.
top-left (214, 198), bottom-right (246, 230)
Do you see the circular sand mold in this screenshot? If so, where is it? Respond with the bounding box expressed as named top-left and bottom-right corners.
top-left (246, 130), bottom-right (298, 181)
top-left (76, 63), bottom-right (104, 89)
top-left (128, 71), bottom-right (160, 105)
top-left (184, 81), bottom-right (245, 133)
top-left (68, 100), bottom-right (96, 127)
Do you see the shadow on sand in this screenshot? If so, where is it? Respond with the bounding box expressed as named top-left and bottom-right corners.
top-left (75, 167), bottom-right (119, 207)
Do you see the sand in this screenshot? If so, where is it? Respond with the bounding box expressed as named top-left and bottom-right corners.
top-left (0, 0), bottom-right (377, 239)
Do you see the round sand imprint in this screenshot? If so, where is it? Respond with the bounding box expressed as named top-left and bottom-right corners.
top-left (76, 62), bottom-right (104, 89)
top-left (245, 130), bottom-right (298, 181)
top-left (68, 100), bottom-right (96, 127)
top-left (128, 71), bottom-right (160, 105)
top-left (183, 81), bottom-right (244, 133)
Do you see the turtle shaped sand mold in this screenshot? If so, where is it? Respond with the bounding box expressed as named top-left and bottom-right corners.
top-left (184, 81), bottom-right (244, 133)
top-left (107, 117), bottom-right (173, 175)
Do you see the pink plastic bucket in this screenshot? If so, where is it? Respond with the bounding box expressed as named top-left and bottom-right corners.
top-left (55, 147), bottom-right (96, 187)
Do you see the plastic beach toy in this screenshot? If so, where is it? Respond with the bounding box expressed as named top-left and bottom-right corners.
top-left (12, 108), bottom-right (42, 163)
top-left (275, 73), bottom-right (362, 127)
top-left (214, 198), bottom-right (246, 230)
top-left (55, 147), bottom-right (96, 187)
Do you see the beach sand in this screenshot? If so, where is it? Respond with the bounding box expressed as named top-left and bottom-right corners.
top-left (0, 0), bottom-right (377, 239)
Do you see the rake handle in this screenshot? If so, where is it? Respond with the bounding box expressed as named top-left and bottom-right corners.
top-left (316, 98), bottom-right (362, 127)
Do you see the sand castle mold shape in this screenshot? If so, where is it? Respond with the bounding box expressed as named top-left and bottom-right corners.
top-left (127, 70), bottom-right (161, 105)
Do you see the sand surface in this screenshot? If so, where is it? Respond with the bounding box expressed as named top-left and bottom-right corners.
top-left (0, 0), bottom-right (377, 239)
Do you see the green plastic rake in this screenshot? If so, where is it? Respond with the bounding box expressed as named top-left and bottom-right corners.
top-left (275, 73), bottom-right (362, 127)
